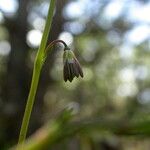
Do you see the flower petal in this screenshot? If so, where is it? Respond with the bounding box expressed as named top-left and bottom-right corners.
top-left (73, 62), bottom-right (79, 78)
top-left (67, 61), bottom-right (73, 82)
top-left (68, 63), bottom-right (75, 82)
top-left (74, 58), bottom-right (83, 78)
top-left (63, 62), bottom-right (68, 82)
top-left (63, 64), bottom-right (68, 82)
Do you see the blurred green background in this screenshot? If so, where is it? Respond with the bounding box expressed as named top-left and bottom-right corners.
top-left (0, 0), bottom-right (150, 149)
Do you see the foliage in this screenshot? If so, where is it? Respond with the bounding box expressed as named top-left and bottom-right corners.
top-left (0, 0), bottom-right (150, 149)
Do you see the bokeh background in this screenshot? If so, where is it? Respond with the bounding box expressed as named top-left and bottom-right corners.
top-left (0, 0), bottom-right (150, 149)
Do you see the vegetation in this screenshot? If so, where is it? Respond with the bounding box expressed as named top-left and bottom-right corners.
top-left (0, 0), bottom-right (150, 149)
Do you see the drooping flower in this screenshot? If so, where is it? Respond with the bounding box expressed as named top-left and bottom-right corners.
top-left (63, 47), bottom-right (83, 82)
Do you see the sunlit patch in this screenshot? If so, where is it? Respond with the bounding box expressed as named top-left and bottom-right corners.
top-left (119, 68), bottom-right (135, 82)
top-left (0, 12), bottom-right (4, 23)
top-left (134, 66), bottom-right (148, 80)
top-left (117, 83), bottom-right (138, 97)
top-left (119, 44), bottom-right (134, 59)
top-left (127, 2), bottom-right (150, 23)
top-left (117, 68), bottom-right (138, 97)
top-left (26, 30), bottom-right (42, 48)
top-left (138, 89), bottom-right (150, 104)
top-left (38, 2), bottom-right (50, 16)
top-left (125, 25), bottom-right (150, 45)
top-left (0, 41), bottom-right (11, 56)
top-left (103, 0), bottom-right (124, 21)
top-left (82, 39), bottom-right (98, 62)
top-left (63, 1), bottom-right (84, 19)
top-left (96, 15), bottom-right (112, 30)
top-left (32, 17), bottom-right (45, 31)
top-left (58, 32), bottom-right (73, 46)
top-left (64, 22), bottom-right (85, 35)
top-left (107, 30), bottom-right (121, 45)
top-left (98, 1), bottom-right (124, 29)
top-left (0, 0), bottom-right (18, 15)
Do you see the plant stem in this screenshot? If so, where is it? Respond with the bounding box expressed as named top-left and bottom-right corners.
top-left (44, 39), bottom-right (68, 53)
top-left (18, 64), bottom-right (42, 144)
top-left (18, 0), bottom-right (56, 144)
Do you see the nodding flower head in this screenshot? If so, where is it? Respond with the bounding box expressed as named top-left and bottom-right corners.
top-left (63, 47), bottom-right (83, 82)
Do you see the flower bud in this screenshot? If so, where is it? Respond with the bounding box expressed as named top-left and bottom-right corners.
top-left (63, 49), bottom-right (83, 82)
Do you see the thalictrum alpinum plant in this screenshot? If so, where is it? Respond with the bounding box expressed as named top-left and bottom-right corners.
top-left (18, 0), bottom-right (83, 146)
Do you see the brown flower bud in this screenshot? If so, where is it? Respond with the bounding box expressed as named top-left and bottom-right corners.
top-left (63, 49), bottom-right (83, 82)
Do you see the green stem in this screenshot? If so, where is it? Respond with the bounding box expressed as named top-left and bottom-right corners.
top-left (44, 39), bottom-right (68, 54)
top-left (37, 0), bottom-right (56, 57)
top-left (18, 0), bottom-right (56, 144)
top-left (18, 63), bottom-right (42, 144)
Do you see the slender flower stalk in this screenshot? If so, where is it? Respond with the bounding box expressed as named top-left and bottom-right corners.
top-left (18, 0), bottom-right (83, 147)
top-left (18, 0), bottom-right (56, 144)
